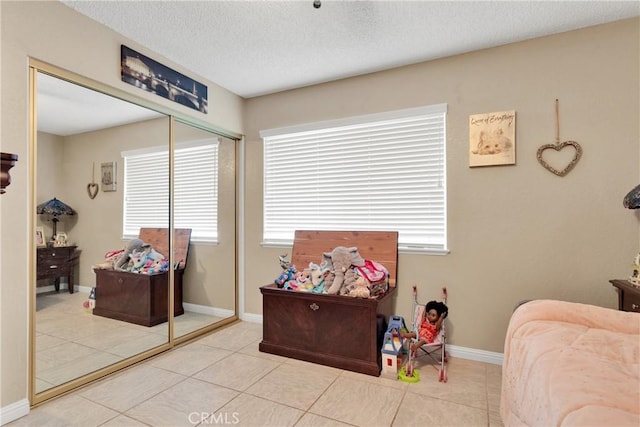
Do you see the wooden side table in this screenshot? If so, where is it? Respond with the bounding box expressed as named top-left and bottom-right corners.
top-left (609, 279), bottom-right (640, 313)
top-left (37, 246), bottom-right (79, 293)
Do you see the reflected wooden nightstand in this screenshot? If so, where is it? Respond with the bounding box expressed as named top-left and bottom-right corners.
top-left (609, 279), bottom-right (640, 313)
top-left (37, 246), bottom-right (79, 293)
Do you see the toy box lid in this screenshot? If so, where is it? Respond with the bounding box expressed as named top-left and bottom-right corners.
top-left (291, 230), bottom-right (398, 287)
top-left (138, 228), bottom-right (191, 270)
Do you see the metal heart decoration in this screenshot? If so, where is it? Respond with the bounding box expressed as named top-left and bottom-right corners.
top-left (536, 140), bottom-right (582, 177)
top-left (87, 183), bottom-right (99, 199)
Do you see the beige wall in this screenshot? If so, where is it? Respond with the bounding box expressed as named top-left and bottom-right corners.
top-left (1, 0), bottom-right (639, 414)
top-left (243, 18), bottom-right (640, 353)
top-left (35, 132), bottom-right (64, 240)
top-left (55, 118), bottom-right (236, 309)
top-left (61, 117), bottom-right (169, 287)
top-left (0, 1), bottom-right (242, 409)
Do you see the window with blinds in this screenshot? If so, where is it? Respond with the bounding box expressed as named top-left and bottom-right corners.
top-left (261, 104), bottom-right (447, 253)
top-left (122, 138), bottom-right (219, 242)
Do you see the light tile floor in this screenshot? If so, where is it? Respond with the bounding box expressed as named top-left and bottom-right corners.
top-left (34, 291), bottom-right (225, 393)
top-left (14, 320), bottom-right (504, 426)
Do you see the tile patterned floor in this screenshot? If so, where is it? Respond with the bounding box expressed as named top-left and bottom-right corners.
top-left (34, 291), bottom-right (225, 393)
top-left (14, 319), bottom-right (504, 426)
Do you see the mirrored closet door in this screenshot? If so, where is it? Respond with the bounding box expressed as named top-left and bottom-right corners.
top-left (172, 121), bottom-right (237, 339)
top-left (30, 62), bottom-right (239, 404)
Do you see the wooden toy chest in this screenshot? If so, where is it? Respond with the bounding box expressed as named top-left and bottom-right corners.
top-left (93, 228), bottom-right (191, 327)
top-left (259, 230), bottom-right (398, 376)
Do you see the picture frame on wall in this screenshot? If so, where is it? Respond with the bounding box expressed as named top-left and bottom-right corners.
top-left (101, 161), bottom-right (116, 192)
top-left (35, 227), bottom-right (46, 248)
top-left (121, 45), bottom-right (208, 114)
top-left (469, 110), bottom-right (516, 167)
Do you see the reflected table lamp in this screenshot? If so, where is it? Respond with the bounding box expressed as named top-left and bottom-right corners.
top-left (36, 197), bottom-right (76, 242)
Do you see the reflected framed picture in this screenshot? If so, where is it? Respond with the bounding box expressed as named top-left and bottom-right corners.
top-left (35, 227), bottom-right (46, 248)
top-left (101, 161), bottom-right (116, 192)
top-left (54, 232), bottom-right (68, 247)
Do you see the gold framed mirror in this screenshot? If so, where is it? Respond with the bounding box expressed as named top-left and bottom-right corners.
top-left (30, 59), bottom-right (240, 405)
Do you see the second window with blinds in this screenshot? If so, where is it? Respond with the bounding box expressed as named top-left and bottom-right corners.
top-left (261, 104), bottom-right (448, 254)
top-left (122, 138), bottom-right (219, 243)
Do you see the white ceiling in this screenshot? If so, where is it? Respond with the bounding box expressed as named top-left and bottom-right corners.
top-left (39, 1), bottom-right (638, 137)
top-left (61, 0), bottom-right (639, 99)
top-left (38, 73), bottom-right (164, 136)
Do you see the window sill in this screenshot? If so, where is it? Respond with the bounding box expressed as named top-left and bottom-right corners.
top-left (261, 241), bottom-right (449, 255)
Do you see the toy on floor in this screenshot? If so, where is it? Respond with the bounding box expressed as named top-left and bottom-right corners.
top-left (82, 287), bottom-right (97, 312)
top-left (398, 285), bottom-right (448, 383)
top-left (380, 315), bottom-right (409, 378)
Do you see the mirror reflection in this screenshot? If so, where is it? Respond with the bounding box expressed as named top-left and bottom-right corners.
top-left (33, 70), bottom-right (238, 398)
top-left (172, 121), bottom-right (237, 338)
top-left (34, 72), bottom-right (170, 394)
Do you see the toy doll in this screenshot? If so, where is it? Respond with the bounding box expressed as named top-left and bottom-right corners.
top-left (402, 300), bottom-right (448, 352)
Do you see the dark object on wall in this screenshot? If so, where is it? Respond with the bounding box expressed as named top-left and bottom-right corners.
top-left (623, 184), bottom-right (640, 209)
top-left (36, 197), bottom-right (76, 241)
top-left (260, 230), bottom-right (399, 376)
top-left (121, 45), bottom-right (208, 114)
top-left (0, 152), bottom-right (18, 194)
top-left (313, 0), bottom-right (321, 8)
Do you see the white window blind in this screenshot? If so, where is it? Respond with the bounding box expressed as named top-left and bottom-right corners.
top-left (261, 104), bottom-right (447, 251)
top-left (122, 138), bottom-right (219, 242)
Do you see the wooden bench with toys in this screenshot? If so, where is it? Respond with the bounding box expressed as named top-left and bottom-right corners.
top-left (260, 230), bottom-right (398, 376)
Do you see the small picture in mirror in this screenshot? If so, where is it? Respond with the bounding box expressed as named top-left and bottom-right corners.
top-left (54, 232), bottom-right (68, 247)
top-left (101, 161), bottom-right (117, 192)
top-left (35, 227), bottom-right (46, 248)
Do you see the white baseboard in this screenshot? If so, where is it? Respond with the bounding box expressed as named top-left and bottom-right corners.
top-left (239, 312), bottom-right (503, 365)
top-left (0, 398), bottom-right (29, 426)
top-left (36, 284), bottom-right (69, 294)
top-left (36, 285), bottom-right (88, 294)
top-left (77, 285), bottom-right (92, 294)
top-left (183, 303), bottom-right (234, 319)
top-left (239, 312), bottom-right (263, 323)
top-left (445, 344), bottom-right (503, 365)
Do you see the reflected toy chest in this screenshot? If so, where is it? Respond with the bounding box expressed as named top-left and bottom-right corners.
top-left (93, 228), bottom-right (191, 327)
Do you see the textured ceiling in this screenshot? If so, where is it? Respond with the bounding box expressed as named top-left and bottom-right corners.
top-left (62, 1), bottom-right (639, 98)
top-left (37, 73), bottom-right (164, 136)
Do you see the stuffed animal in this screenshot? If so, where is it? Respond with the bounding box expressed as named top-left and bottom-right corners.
top-left (115, 239), bottom-right (144, 271)
top-left (92, 249), bottom-right (124, 270)
top-left (275, 267), bottom-right (296, 287)
top-left (348, 270), bottom-right (370, 298)
top-left (325, 246), bottom-right (365, 295)
top-left (320, 252), bottom-right (335, 290)
top-left (141, 257), bottom-right (169, 275)
top-left (279, 254), bottom-right (292, 270)
top-left (295, 270), bottom-right (311, 286)
top-left (340, 267), bottom-right (359, 295)
top-left (308, 262), bottom-right (329, 293)
top-left (127, 246), bottom-right (165, 273)
top-left (355, 260), bottom-right (389, 298)
top-left (275, 254), bottom-right (298, 288)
